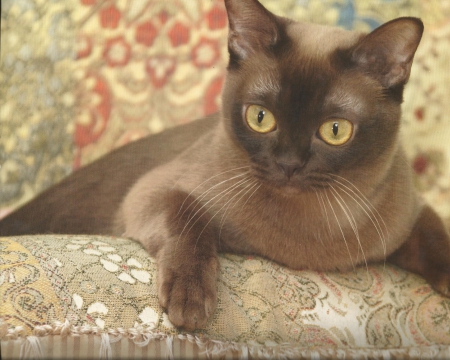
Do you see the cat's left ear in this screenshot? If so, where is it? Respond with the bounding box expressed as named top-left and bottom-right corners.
top-left (224, 0), bottom-right (281, 62)
top-left (351, 17), bottom-right (423, 88)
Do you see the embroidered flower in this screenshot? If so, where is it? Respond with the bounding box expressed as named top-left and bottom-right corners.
top-left (100, 255), bottom-right (151, 284)
top-left (66, 240), bottom-right (151, 284)
top-left (66, 239), bottom-right (116, 254)
top-left (246, 307), bottom-right (263, 322)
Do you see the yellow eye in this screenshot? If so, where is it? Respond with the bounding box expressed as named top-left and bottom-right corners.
top-left (245, 105), bottom-right (277, 133)
top-left (319, 119), bottom-right (354, 146)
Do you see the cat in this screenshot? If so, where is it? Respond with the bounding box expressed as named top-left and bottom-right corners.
top-left (1, 0), bottom-right (450, 331)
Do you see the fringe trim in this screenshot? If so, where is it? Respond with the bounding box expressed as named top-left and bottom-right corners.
top-left (1, 318), bottom-right (450, 359)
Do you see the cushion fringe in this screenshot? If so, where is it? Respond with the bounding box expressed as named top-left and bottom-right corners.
top-left (1, 318), bottom-right (450, 359)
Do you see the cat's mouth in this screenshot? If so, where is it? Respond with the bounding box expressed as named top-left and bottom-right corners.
top-left (252, 169), bottom-right (331, 193)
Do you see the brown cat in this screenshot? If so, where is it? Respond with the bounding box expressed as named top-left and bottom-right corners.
top-left (1, 0), bottom-right (450, 331)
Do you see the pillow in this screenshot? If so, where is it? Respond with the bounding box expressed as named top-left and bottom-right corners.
top-left (1, 235), bottom-right (450, 359)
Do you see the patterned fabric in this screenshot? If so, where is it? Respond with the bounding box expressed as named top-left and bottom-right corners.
top-left (0, 0), bottom-right (449, 225)
top-left (1, 235), bottom-right (450, 359)
top-left (0, 0), bottom-right (75, 214)
top-left (1, 1), bottom-right (450, 358)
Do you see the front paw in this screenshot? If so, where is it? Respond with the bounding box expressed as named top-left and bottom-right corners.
top-left (426, 267), bottom-right (450, 297)
top-left (158, 258), bottom-right (218, 330)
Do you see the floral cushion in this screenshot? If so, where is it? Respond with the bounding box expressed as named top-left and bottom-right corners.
top-left (1, 0), bottom-right (449, 224)
top-left (1, 235), bottom-right (450, 359)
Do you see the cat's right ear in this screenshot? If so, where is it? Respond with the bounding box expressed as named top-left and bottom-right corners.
top-left (351, 17), bottom-right (423, 88)
top-left (224, 0), bottom-right (280, 63)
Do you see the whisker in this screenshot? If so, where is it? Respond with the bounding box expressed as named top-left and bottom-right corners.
top-left (329, 175), bottom-right (388, 267)
top-left (180, 170), bottom-right (251, 223)
top-left (329, 174), bottom-right (389, 244)
top-left (316, 191), bottom-right (334, 244)
top-left (196, 179), bottom-right (257, 252)
top-left (241, 183), bottom-right (262, 209)
top-left (313, 190), bottom-right (327, 247)
top-left (324, 190), bottom-right (355, 271)
top-left (170, 158), bottom-right (248, 191)
top-left (176, 166), bottom-right (251, 216)
top-left (218, 180), bottom-right (259, 242)
top-left (177, 176), bottom-right (252, 248)
top-left (329, 184), bottom-right (368, 273)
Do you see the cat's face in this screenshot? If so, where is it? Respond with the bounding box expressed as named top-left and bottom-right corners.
top-left (221, 0), bottom-right (423, 193)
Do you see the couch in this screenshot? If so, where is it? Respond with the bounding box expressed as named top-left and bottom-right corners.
top-left (1, 0), bottom-right (450, 358)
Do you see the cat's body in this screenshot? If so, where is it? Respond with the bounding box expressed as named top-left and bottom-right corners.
top-left (1, 0), bottom-right (450, 331)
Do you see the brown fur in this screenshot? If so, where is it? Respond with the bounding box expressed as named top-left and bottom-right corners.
top-left (1, 0), bottom-right (449, 331)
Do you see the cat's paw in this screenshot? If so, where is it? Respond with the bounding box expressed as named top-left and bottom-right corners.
top-left (158, 258), bottom-right (218, 330)
top-left (426, 267), bottom-right (450, 297)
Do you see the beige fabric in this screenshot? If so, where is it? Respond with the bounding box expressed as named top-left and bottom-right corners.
top-left (1, 235), bottom-right (450, 359)
top-left (1, 0), bottom-right (449, 227)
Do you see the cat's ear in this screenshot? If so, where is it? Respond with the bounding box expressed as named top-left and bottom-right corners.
top-left (224, 0), bottom-right (280, 61)
top-left (351, 17), bottom-right (423, 88)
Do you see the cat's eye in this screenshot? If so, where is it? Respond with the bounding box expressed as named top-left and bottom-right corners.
top-left (245, 105), bottom-right (277, 133)
top-left (318, 119), bottom-right (354, 146)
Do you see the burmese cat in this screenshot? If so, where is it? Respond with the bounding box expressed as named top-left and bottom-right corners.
top-left (1, 0), bottom-right (450, 331)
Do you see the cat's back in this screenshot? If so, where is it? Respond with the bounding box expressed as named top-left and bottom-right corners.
top-left (0, 115), bottom-right (218, 236)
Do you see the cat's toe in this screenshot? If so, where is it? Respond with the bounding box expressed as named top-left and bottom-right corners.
top-left (433, 273), bottom-right (450, 297)
top-left (164, 275), bottom-right (217, 330)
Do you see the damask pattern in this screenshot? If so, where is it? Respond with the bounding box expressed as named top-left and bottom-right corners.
top-left (1, 235), bottom-right (450, 358)
top-left (1, 2), bottom-right (450, 357)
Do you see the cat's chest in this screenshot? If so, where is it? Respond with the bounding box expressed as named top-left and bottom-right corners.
top-left (215, 188), bottom-right (389, 271)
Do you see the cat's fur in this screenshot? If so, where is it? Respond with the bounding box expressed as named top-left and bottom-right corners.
top-left (1, 0), bottom-right (450, 331)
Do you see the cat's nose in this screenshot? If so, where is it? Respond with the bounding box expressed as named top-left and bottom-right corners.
top-left (276, 161), bottom-right (303, 179)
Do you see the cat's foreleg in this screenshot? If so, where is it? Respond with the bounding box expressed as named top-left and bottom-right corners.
top-left (388, 204), bottom-right (450, 296)
top-left (147, 190), bottom-right (220, 330)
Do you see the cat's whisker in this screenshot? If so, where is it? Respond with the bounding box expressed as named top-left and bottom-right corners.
top-left (218, 180), bottom-right (258, 242)
top-left (313, 190), bottom-right (327, 248)
top-left (324, 190), bottom-right (356, 271)
top-left (170, 159), bottom-right (249, 191)
top-left (329, 175), bottom-right (388, 266)
top-left (331, 179), bottom-right (387, 270)
top-left (317, 191), bottom-right (334, 243)
top-left (329, 174), bottom-right (389, 244)
top-left (175, 165), bottom-right (251, 217)
top-left (241, 182), bottom-right (262, 210)
top-left (179, 169), bottom-right (251, 224)
top-left (177, 176), bottom-right (253, 248)
top-left (329, 184), bottom-right (368, 274)
top-left (196, 178), bottom-right (257, 252)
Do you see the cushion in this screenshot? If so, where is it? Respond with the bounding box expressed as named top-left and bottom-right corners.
top-left (1, 235), bottom-right (450, 359)
top-left (1, 0), bottom-right (450, 226)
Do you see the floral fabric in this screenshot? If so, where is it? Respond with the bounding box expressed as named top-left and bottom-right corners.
top-left (1, 235), bottom-right (450, 359)
top-left (1, 2), bottom-right (450, 357)
top-left (0, 0), bottom-right (449, 225)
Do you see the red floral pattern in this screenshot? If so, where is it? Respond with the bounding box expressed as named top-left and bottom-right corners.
top-left (135, 21), bottom-right (158, 47)
top-left (74, 0), bottom-right (228, 166)
top-left (99, 5), bottom-right (121, 29)
top-left (102, 36), bottom-right (131, 67)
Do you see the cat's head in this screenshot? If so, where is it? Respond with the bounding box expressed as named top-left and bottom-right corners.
top-left (221, 0), bottom-right (423, 193)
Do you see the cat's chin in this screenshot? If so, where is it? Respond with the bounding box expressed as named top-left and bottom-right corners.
top-left (270, 181), bottom-right (318, 196)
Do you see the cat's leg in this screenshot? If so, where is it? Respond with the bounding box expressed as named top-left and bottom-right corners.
top-left (146, 190), bottom-right (219, 330)
top-left (388, 204), bottom-right (450, 296)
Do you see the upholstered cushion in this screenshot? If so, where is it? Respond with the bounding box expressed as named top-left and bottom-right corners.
top-left (1, 0), bottom-right (450, 225)
top-left (1, 235), bottom-right (450, 359)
